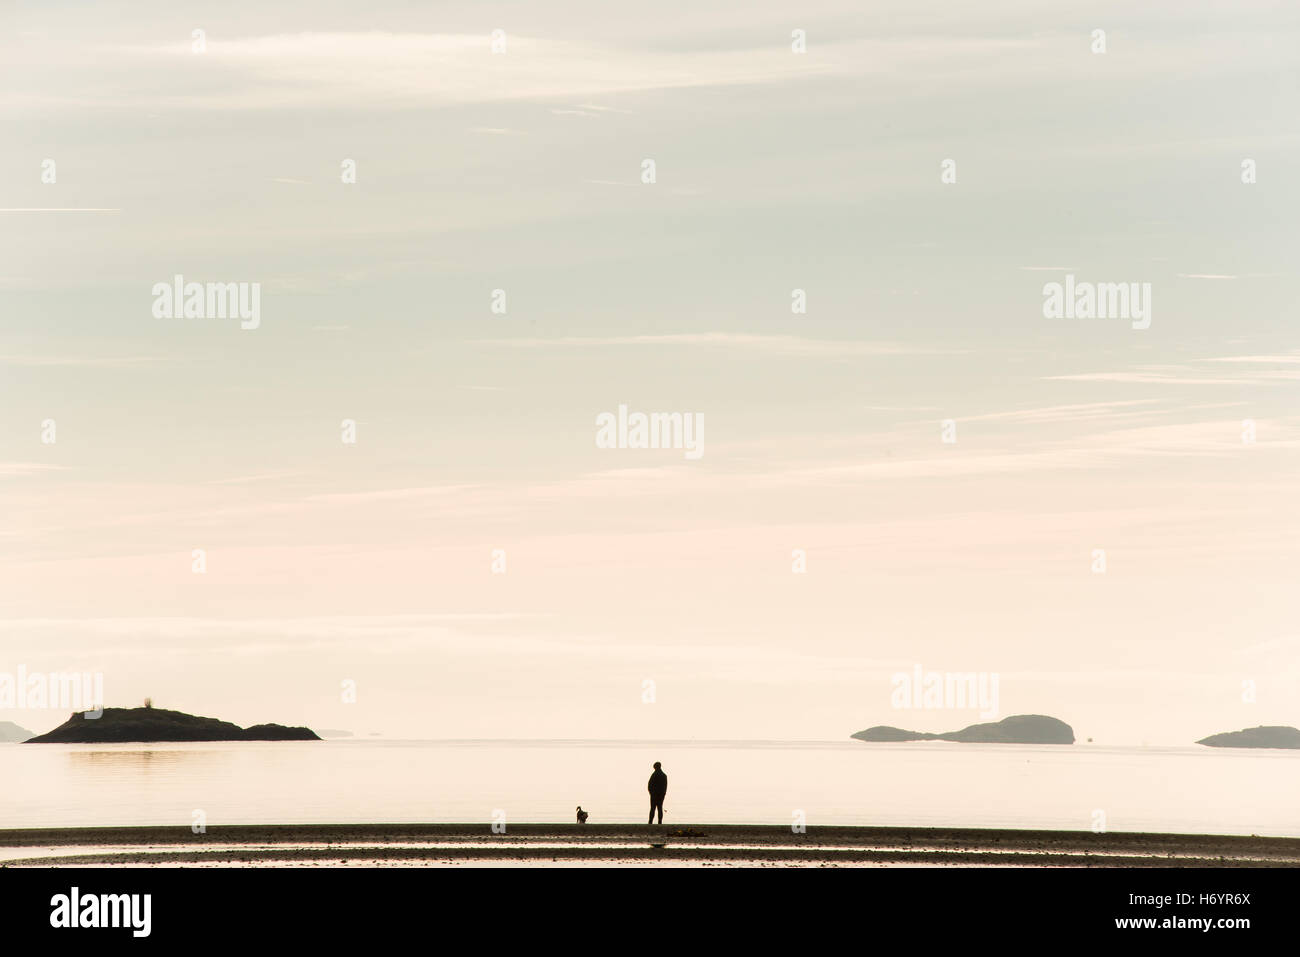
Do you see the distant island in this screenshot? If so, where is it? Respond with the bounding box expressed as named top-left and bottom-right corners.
top-left (24, 707), bottom-right (320, 743)
top-left (852, 714), bottom-right (1075, 745)
top-left (1196, 726), bottom-right (1300, 750)
top-left (0, 721), bottom-right (34, 743)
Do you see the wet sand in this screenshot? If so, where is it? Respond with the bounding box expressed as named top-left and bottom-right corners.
top-left (2, 824), bottom-right (1298, 867)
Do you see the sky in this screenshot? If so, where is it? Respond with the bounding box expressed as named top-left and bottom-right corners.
top-left (1, 0), bottom-right (1298, 743)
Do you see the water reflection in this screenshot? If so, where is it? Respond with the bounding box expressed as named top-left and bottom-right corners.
top-left (65, 747), bottom-right (233, 771)
top-left (3, 740), bottom-right (1298, 835)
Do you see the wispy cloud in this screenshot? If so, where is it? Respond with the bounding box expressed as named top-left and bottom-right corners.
top-left (473, 333), bottom-right (941, 357)
top-left (947, 400), bottom-right (1161, 426)
top-left (0, 462), bottom-right (70, 478)
top-left (0, 354), bottom-right (166, 367)
top-left (1045, 371), bottom-right (1255, 386)
top-left (304, 485), bottom-right (482, 505)
top-left (1044, 362), bottom-right (1300, 386)
top-left (205, 471), bottom-right (305, 486)
top-left (69, 32), bottom-right (844, 111)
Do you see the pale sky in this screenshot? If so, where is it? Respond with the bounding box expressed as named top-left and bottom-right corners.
top-left (1, 0), bottom-right (1298, 743)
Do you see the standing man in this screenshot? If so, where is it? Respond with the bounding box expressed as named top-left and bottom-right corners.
top-left (647, 761), bottom-right (668, 825)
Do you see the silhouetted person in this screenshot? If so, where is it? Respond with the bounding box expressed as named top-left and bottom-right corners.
top-left (575, 805), bottom-right (589, 824)
top-left (647, 761), bottom-right (667, 825)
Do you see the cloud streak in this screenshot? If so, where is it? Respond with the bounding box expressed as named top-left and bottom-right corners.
top-left (473, 333), bottom-right (943, 357)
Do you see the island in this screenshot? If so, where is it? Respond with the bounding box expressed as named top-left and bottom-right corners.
top-left (1196, 726), bottom-right (1300, 750)
top-left (23, 707), bottom-right (320, 743)
top-left (852, 714), bottom-right (1075, 744)
top-left (0, 720), bottom-right (34, 743)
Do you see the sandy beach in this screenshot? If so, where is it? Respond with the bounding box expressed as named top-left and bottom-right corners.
top-left (2, 824), bottom-right (1298, 868)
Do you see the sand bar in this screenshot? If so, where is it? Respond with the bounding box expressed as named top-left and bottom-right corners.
top-left (2, 824), bottom-right (1298, 867)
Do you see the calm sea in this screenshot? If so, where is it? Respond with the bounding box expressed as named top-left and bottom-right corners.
top-left (5, 739), bottom-right (1298, 836)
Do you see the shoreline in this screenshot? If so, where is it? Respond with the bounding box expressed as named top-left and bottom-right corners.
top-left (3, 824), bottom-right (1298, 867)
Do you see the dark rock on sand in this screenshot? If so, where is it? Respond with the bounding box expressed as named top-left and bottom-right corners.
top-left (1196, 726), bottom-right (1300, 750)
top-left (852, 714), bottom-right (1075, 745)
top-left (24, 707), bottom-right (320, 743)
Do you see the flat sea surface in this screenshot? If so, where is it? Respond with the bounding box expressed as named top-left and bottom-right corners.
top-left (5, 739), bottom-right (1298, 836)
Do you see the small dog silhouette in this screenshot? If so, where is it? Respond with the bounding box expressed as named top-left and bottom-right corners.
top-left (575, 805), bottom-right (589, 824)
